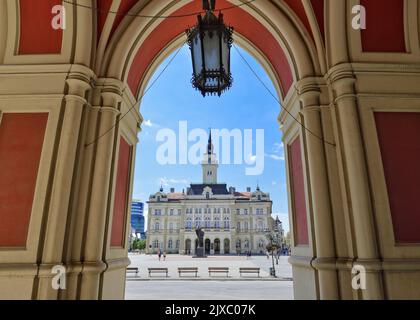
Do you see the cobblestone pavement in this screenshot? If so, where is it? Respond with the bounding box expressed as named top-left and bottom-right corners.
top-left (125, 254), bottom-right (294, 300)
top-left (125, 280), bottom-right (294, 300)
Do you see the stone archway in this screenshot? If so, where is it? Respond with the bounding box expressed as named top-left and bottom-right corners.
top-left (224, 239), bottom-right (230, 254)
top-left (214, 239), bottom-right (221, 255)
top-left (205, 239), bottom-right (211, 255)
top-left (185, 239), bottom-right (191, 255)
top-left (1, 0), bottom-right (420, 300)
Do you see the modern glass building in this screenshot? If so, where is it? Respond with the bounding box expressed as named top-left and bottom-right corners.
top-left (131, 200), bottom-right (145, 239)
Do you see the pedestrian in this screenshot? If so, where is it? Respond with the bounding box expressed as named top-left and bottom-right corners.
top-left (158, 250), bottom-right (161, 261)
top-left (163, 251), bottom-right (167, 261)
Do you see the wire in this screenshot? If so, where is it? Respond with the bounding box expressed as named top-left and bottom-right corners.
top-left (85, 42), bottom-right (185, 147)
top-left (232, 44), bottom-right (336, 147)
top-left (63, 0), bottom-right (257, 19)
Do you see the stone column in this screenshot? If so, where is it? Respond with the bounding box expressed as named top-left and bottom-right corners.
top-left (36, 75), bottom-right (91, 300)
top-left (330, 74), bottom-right (383, 299)
top-left (79, 87), bottom-right (121, 300)
top-left (299, 87), bottom-right (339, 300)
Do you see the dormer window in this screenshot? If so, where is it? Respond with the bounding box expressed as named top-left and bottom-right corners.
top-left (206, 192), bottom-right (210, 199)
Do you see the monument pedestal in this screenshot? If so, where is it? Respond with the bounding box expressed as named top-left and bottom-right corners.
top-left (193, 247), bottom-right (207, 258)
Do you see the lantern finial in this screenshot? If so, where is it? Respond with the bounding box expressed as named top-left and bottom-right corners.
top-left (202, 0), bottom-right (216, 11)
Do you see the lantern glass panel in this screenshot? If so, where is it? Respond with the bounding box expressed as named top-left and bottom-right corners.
top-left (221, 34), bottom-right (230, 74)
top-left (192, 32), bottom-right (203, 75)
top-left (203, 31), bottom-right (220, 71)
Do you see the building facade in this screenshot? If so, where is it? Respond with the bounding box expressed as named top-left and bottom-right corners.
top-left (146, 134), bottom-right (273, 255)
top-left (130, 200), bottom-right (145, 239)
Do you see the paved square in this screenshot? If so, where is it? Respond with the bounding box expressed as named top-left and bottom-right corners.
top-left (125, 254), bottom-right (294, 300)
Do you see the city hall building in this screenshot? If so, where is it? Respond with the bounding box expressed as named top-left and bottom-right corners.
top-left (146, 134), bottom-right (273, 255)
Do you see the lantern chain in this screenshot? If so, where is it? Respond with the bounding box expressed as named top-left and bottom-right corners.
top-left (232, 44), bottom-right (336, 147)
top-left (84, 42), bottom-right (186, 148)
top-left (62, 0), bottom-right (256, 19)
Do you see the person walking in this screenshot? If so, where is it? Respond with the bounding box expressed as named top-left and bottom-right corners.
top-left (163, 251), bottom-right (167, 261)
top-left (158, 250), bottom-right (161, 261)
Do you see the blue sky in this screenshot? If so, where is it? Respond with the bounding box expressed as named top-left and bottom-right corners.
top-left (132, 44), bottom-right (289, 232)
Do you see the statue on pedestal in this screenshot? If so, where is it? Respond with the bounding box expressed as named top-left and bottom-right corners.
top-left (194, 227), bottom-right (206, 258)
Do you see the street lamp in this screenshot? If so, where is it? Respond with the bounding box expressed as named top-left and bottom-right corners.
top-left (186, 0), bottom-right (234, 97)
top-left (266, 226), bottom-right (281, 277)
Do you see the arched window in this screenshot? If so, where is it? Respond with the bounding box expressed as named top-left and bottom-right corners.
top-left (214, 217), bottom-right (220, 229)
top-left (223, 216), bottom-right (230, 229)
top-left (236, 239), bottom-right (241, 249)
top-left (168, 239), bottom-right (173, 249)
top-left (205, 217), bottom-right (211, 228)
top-left (195, 216), bottom-right (201, 228)
top-left (154, 221), bottom-right (159, 230)
top-left (186, 217), bottom-right (192, 230)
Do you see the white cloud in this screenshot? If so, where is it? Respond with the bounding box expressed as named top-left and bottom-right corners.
top-left (273, 142), bottom-right (284, 153)
top-left (265, 153), bottom-right (285, 161)
top-left (143, 119), bottom-right (153, 127)
top-left (158, 177), bottom-right (189, 187)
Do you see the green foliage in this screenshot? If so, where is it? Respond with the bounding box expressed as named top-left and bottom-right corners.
top-left (132, 238), bottom-right (146, 250)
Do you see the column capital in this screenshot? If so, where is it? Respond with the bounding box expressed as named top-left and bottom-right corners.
top-left (326, 63), bottom-right (357, 97)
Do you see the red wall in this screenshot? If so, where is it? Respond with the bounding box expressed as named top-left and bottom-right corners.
top-left (0, 113), bottom-right (48, 247)
top-left (310, 0), bottom-right (325, 43)
top-left (97, 0), bottom-right (113, 45)
top-left (375, 112), bottom-right (420, 243)
top-left (361, 0), bottom-right (406, 52)
top-left (111, 137), bottom-right (132, 247)
top-left (19, 0), bottom-right (63, 54)
top-left (289, 136), bottom-right (309, 245)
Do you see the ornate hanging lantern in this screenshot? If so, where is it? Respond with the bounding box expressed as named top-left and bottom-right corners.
top-left (186, 0), bottom-right (234, 97)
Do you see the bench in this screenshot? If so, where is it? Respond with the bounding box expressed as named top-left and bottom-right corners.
top-left (126, 267), bottom-right (139, 276)
top-left (208, 267), bottom-right (229, 277)
top-left (178, 267), bottom-right (199, 277)
top-left (148, 268), bottom-right (169, 277)
top-left (239, 267), bottom-right (260, 277)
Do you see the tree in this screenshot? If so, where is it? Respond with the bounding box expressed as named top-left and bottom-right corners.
top-left (132, 238), bottom-right (146, 251)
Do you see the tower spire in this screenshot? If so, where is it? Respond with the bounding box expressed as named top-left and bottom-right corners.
top-left (207, 128), bottom-right (213, 154)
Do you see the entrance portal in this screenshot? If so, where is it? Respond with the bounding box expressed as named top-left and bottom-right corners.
top-left (205, 239), bottom-right (210, 254)
top-left (224, 239), bottom-right (230, 254)
top-left (214, 239), bottom-right (220, 254)
top-left (185, 239), bottom-right (191, 255)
